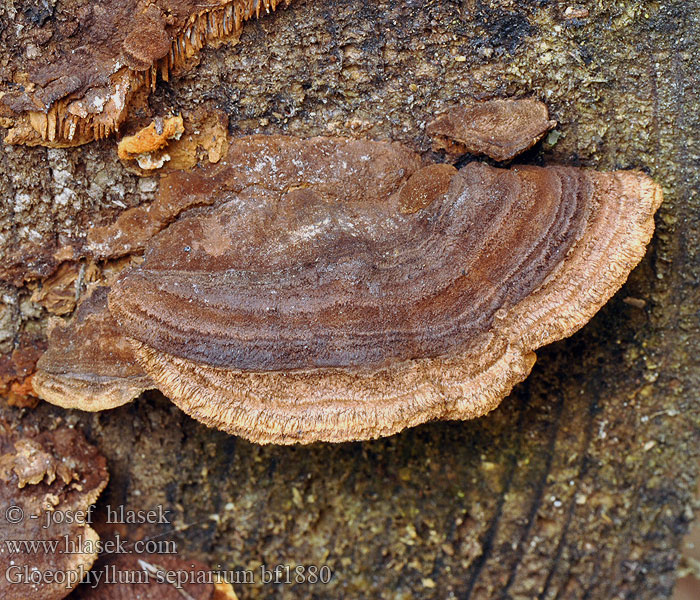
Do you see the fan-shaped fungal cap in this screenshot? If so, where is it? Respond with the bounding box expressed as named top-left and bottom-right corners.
top-left (427, 98), bottom-right (557, 161)
top-left (107, 135), bottom-right (662, 444)
top-left (33, 286), bottom-right (153, 411)
top-left (0, 422), bottom-right (109, 600)
top-left (90, 134), bottom-right (422, 257)
top-left (2, 0), bottom-right (291, 147)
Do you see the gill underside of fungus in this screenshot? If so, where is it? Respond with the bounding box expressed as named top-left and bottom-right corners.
top-left (32, 130), bottom-right (663, 444)
top-left (2, 0), bottom-right (290, 147)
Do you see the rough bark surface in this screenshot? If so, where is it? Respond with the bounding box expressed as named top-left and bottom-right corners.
top-left (0, 1), bottom-right (698, 599)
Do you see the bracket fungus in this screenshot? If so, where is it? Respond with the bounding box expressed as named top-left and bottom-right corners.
top-left (2, 0), bottom-right (291, 147)
top-left (0, 422), bottom-right (108, 600)
top-left (33, 286), bottom-right (154, 412)
top-left (33, 130), bottom-right (663, 444)
top-left (427, 98), bottom-right (557, 161)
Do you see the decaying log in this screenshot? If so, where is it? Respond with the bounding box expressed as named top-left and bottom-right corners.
top-left (0, 1), bottom-right (698, 598)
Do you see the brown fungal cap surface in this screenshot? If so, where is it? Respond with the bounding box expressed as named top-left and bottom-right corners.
top-left (33, 285), bottom-right (153, 411)
top-left (399, 163), bottom-right (457, 215)
top-left (2, 0), bottom-right (290, 147)
top-left (427, 98), bottom-right (557, 161)
top-left (107, 134), bottom-right (662, 444)
top-left (89, 134), bottom-right (422, 258)
top-left (0, 421), bottom-right (108, 600)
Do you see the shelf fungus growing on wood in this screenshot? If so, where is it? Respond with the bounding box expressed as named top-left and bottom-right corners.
top-left (1, 0), bottom-right (291, 147)
top-left (0, 421), bottom-right (109, 600)
top-left (34, 133), bottom-right (662, 444)
top-left (427, 98), bottom-right (557, 161)
top-left (33, 286), bottom-right (154, 411)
